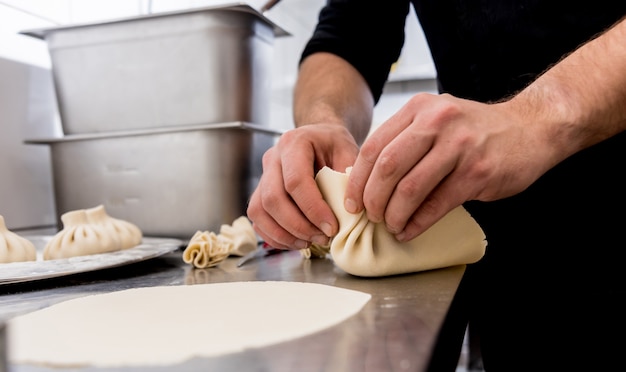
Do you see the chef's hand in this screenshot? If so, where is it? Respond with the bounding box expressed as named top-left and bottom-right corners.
top-left (247, 124), bottom-right (360, 250)
top-left (345, 92), bottom-right (560, 242)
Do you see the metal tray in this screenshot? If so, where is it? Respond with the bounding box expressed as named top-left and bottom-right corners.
top-left (0, 236), bottom-right (183, 285)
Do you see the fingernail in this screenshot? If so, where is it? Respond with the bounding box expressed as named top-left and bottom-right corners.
top-left (344, 198), bottom-right (357, 213)
top-left (320, 222), bottom-right (333, 237)
top-left (294, 239), bottom-right (309, 249)
top-left (311, 234), bottom-right (330, 246)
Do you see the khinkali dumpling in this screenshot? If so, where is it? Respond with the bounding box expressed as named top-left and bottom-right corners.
top-left (0, 215), bottom-right (36, 263)
top-left (43, 209), bottom-right (119, 260)
top-left (218, 216), bottom-right (257, 257)
top-left (314, 166), bottom-right (487, 277)
top-left (85, 205), bottom-right (142, 249)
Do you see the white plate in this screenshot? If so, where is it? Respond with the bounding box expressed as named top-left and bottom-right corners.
top-left (0, 236), bottom-right (183, 285)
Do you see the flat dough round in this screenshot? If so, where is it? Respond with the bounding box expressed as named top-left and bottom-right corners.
top-left (8, 281), bottom-right (371, 368)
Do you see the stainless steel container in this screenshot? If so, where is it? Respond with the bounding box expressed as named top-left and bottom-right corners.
top-left (20, 3), bottom-right (288, 135)
top-left (26, 122), bottom-right (281, 239)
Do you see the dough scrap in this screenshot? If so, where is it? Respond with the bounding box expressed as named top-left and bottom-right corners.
top-left (218, 216), bottom-right (257, 257)
top-left (0, 215), bottom-right (36, 263)
top-left (300, 243), bottom-right (331, 259)
top-left (182, 216), bottom-right (259, 268)
top-left (313, 166), bottom-right (487, 277)
top-left (182, 230), bottom-right (232, 268)
top-left (7, 281), bottom-right (371, 368)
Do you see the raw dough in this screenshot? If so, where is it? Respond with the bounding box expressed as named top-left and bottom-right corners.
top-left (44, 206), bottom-right (143, 260)
top-left (43, 209), bottom-right (118, 260)
top-left (182, 216), bottom-right (258, 269)
top-left (0, 215), bottom-right (36, 263)
top-left (7, 281), bottom-right (371, 368)
top-left (85, 204), bottom-right (142, 249)
top-left (218, 216), bottom-right (257, 256)
top-left (315, 166), bottom-right (487, 277)
top-left (182, 230), bottom-right (232, 268)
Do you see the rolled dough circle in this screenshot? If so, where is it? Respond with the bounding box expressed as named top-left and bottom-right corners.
top-left (7, 281), bottom-right (370, 368)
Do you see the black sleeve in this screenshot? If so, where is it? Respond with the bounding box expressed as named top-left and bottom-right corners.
top-left (300, 0), bottom-right (411, 103)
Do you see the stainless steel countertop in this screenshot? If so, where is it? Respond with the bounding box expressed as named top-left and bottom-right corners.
top-left (0, 248), bottom-right (465, 372)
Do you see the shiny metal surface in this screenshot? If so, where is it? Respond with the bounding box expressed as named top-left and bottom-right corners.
top-left (0, 249), bottom-right (465, 372)
top-left (26, 122), bottom-right (280, 239)
top-left (20, 3), bottom-right (289, 134)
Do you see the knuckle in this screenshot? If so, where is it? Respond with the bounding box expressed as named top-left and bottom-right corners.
top-left (395, 176), bottom-right (420, 199)
top-left (260, 189), bottom-right (282, 212)
top-left (359, 138), bottom-right (381, 165)
top-left (418, 196), bottom-right (443, 222)
top-left (376, 151), bottom-right (400, 176)
top-left (282, 172), bottom-right (302, 195)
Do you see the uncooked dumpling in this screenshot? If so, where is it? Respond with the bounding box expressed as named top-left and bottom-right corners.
top-left (85, 205), bottom-right (142, 249)
top-left (0, 215), bottom-right (36, 263)
top-left (315, 166), bottom-right (487, 277)
top-left (218, 216), bottom-right (257, 257)
top-left (43, 210), bottom-right (119, 260)
top-left (182, 230), bottom-right (232, 268)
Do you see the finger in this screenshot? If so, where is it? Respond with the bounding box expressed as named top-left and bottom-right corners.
top-left (362, 125), bottom-right (435, 223)
top-left (260, 160), bottom-right (325, 244)
top-left (383, 142), bottom-right (457, 236)
top-left (247, 147), bottom-right (320, 248)
top-left (280, 144), bottom-right (337, 241)
top-left (396, 179), bottom-right (463, 242)
top-left (247, 180), bottom-right (308, 250)
top-left (345, 109), bottom-right (414, 215)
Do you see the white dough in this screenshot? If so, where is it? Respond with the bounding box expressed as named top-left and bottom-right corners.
top-left (85, 204), bottom-right (142, 249)
top-left (0, 215), bottom-right (36, 263)
top-left (7, 281), bottom-right (371, 368)
top-left (182, 230), bottom-right (232, 268)
top-left (43, 209), bottom-right (118, 260)
top-left (315, 166), bottom-right (487, 277)
top-left (182, 216), bottom-right (258, 269)
top-left (218, 216), bottom-right (258, 257)
top-left (44, 206), bottom-right (143, 260)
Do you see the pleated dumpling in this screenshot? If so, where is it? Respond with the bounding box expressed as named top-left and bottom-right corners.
top-left (0, 215), bottom-right (36, 263)
top-left (85, 205), bottom-right (142, 249)
top-left (218, 216), bottom-right (257, 257)
top-left (43, 209), bottom-right (119, 260)
top-left (314, 166), bottom-right (487, 277)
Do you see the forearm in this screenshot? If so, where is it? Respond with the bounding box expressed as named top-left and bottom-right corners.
top-left (294, 52), bottom-right (375, 145)
top-left (506, 17), bottom-right (626, 166)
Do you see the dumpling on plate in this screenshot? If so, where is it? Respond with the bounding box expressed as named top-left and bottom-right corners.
top-left (43, 209), bottom-right (119, 260)
top-left (85, 205), bottom-right (142, 249)
top-left (0, 215), bottom-right (36, 263)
